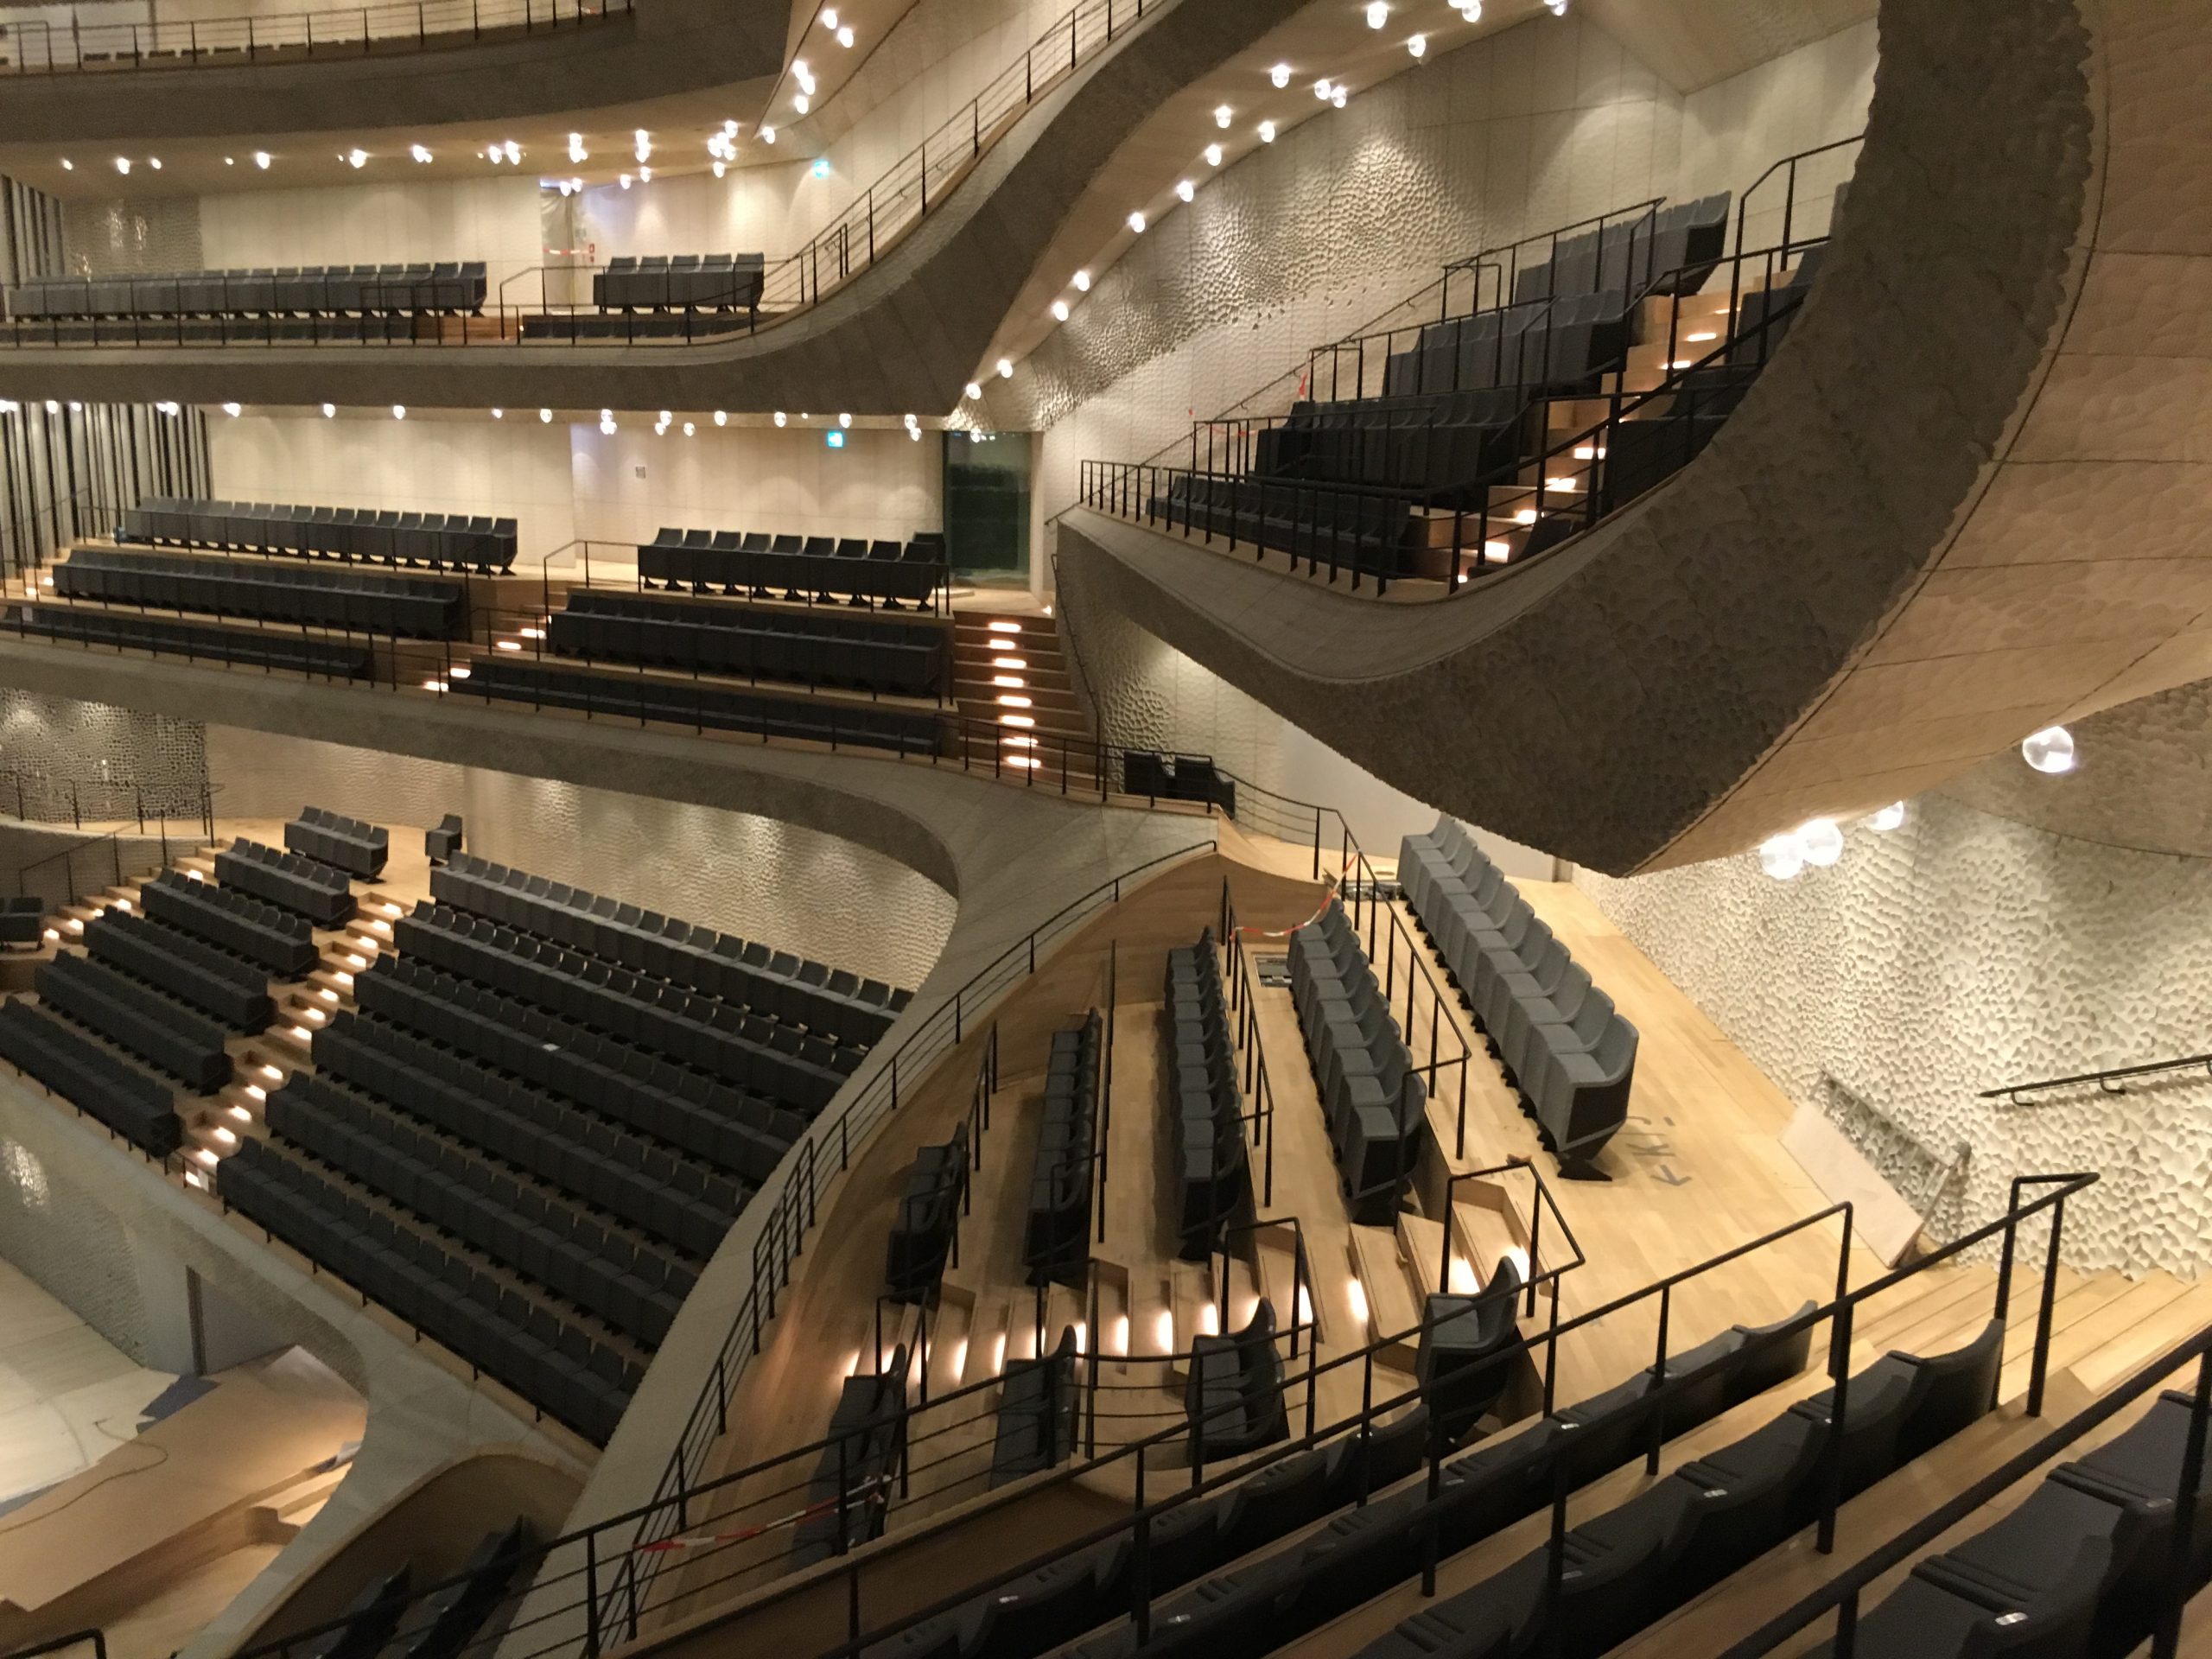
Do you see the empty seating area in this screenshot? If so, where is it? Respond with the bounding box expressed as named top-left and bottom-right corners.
top-left (792, 1354), bottom-right (908, 1567)
top-left (3, 601), bottom-right (377, 678)
top-left (463, 656), bottom-right (948, 759)
top-left (1142, 474), bottom-right (1414, 582)
top-left (885, 1125), bottom-right (969, 1305)
top-left (1288, 899), bottom-right (1429, 1223)
top-left (429, 851), bottom-right (906, 1049)
top-left (1025, 1014), bottom-right (1102, 1287)
top-left (1508, 194), bottom-right (1731, 305)
top-left (1400, 818), bottom-right (1637, 1173)
top-left (1382, 289), bottom-right (1635, 402)
top-left (52, 546), bottom-right (469, 639)
top-left (1255, 387), bottom-right (1529, 499)
top-left (0, 998), bottom-right (182, 1157)
top-left (992, 1329), bottom-right (1081, 1488)
top-left (1164, 931), bottom-right (1249, 1261)
top-left (1185, 1300), bottom-right (1287, 1464)
top-left (82, 907), bottom-right (274, 1030)
top-left (639, 528), bottom-right (949, 611)
top-left (123, 499), bottom-right (519, 574)
top-left (33, 950), bottom-right (232, 1092)
top-left (1821, 1381), bottom-right (2211, 1656)
top-left (594, 254), bottom-right (765, 313)
top-left (1349, 1320), bottom-right (2004, 1658)
top-left (216, 838), bottom-right (356, 925)
top-left (1122, 752), bottom-right (1236, 815)
top-left (286, 805), bottom-right (390, 878)
top-left (549, 589), bottom-right (951, 701)
top-left (4, 262), bottom-right (488, 320)
top-left (140, 869), bottom-right (318, 975)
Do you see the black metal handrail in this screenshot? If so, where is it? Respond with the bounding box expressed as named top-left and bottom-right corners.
top-left (1719, 1316), bottom-right (2211, 1659)
top-left (3, 1632), bottom-right (107, 1659)
top-left (1980, 1052), bottom-right (2212, 1103)
top-left (10, 779), bottom-right (219, 899)
top-left (0, 0), bottom-right (626, 75)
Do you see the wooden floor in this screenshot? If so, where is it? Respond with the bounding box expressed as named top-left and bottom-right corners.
top-left (0, 1258), bottom-right (177, 1511)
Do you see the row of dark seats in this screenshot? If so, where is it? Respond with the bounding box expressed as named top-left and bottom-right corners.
top-left (287, 805), bottom-right (390, 879)
top-left (6, 315), bottom-right (481, 346)
top-left (792, 1352), bottom-right (909, 1568)
top-left (992, 1328), bottom-right (1081, 1489)
top-left (1144, 474), bottom-right (1414, 582)
top-left (550, 588), bottom-right (950, 701)
top-left (1255, 388), bottom-right (1529, 499)
top-left (141, 869), bottom-right (318, 976)
top-left (880, 1304), bottom-right (1812, 1659)
top-left (640, 529), bottom-right (948, 609)
top-left (1122, 752), bottom-right (1236, 816)
top-left (1401, 819), bottom-right (1637, 1174)
top-left (217, 837), bottom-right (355, 925)
top-left (519, 312), bottom-right (754, 343)
top-left (1165, 931), bottom-right (1249, 1261)
top-left (54, 546), bottom-right (469, 639)
top-left (293, 1522), bottom-right (529, 1659)
top-left (6, 601), bottom-right (376, 679)
top-left (1353, 1322), bottom-right (2005, 1658)
top-left (1823, 1382), bottom-right (2212, 1656)
top-left (1288, 899), bottom-right (1429, 1224)
top-left (0, 998), bottom-right (182, 1157)
top-left (265, 1071), bottom-right (688, 1349)
top-left (1025, 1014), bottom-right (1102, 1287)
top-left (886, 1124), bottom-right (969, 1306)
top-left (314, 1009), bottom-right (742, 1262)
top-left (594, 253), bottom-right (765, 311)
top-left (394, 901), bottom-right (852, 1116)
top-left (464, 656), bottom-right (949, 760)
top-left (5, 262), bottom-right (489, 319)
top-left (1507, 194), bottom-right (1731, 307)
top-left (431, 851), bottom-right (904, 1050)
top-left (1417, 1259), bottom-right (1526, 1442)
top-left (124, 499), bottom-right (520, 574)
top-left (1186, 1300), bottom-right (1287, 1464)
top-left (355, 953), bottom-right (800, 1184)
top-left (35, 950), bottom-right (231, 1091)
top-left (1383, 289), bottom-right (1632, 402)
top-left (220, 1136), bottom-right (635, 1443)
top-left (85, 908), bottom-right (274, 1030)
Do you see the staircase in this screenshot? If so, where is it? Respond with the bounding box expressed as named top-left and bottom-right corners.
top-left (950, 612), bottom-right (1093, 776)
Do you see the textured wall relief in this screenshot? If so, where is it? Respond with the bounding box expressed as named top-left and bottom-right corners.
top-left (0, 690), bottom-right (209, 818)
top-left (1576, 792), bottom-right (2212, 1278)
top-left (0, 1135), bottom-right (155, 1362)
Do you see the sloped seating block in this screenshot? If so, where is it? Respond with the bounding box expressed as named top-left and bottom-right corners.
top-left (7, 263), bottom-right (487, 320)
top-left (119, 498), bottom-right (517, 574)
top-left (82, 910), bottom-right (272, 1031)
top-left (992, 1328), bottom-right (1082, 1488)
top-left (1144, 474), bottom-right (1414, 582)
top-left (1026, 1013), bottom-right (1103, 1286)
top-left (791, 1357), bottom-right (909, 1568)
top-left (54, 546), bottom-right (466, 638)
top-left (4, 601), bottom-right (377, 679)
top-left (0, 999), bottom-right (182, 1157)
top-left (1186, 1300), bottom-right (1287, 1463)
top-left (429, 850), bottom-right (899, 1049)
top-left (141, 870), bottom-right (318, 977)
top-left (638, 531), bottom-right (946, 607)
top-left (216, 837), bottom-right (355, 925)
top-left (1165, 930), bottom-right (1249, 1261)
top-left (886, 1123), bottom-right (969, 1304)
top-left (594, 253), bottom-right (765, 312)
top-left (466, 656), bottom-right (947, 760)
top-left (551, 588), bottom-right (950, 699)
top-left (285, 804), bottom-right (390, 879)
top-left (35, 950), bottom-right (232, 1092)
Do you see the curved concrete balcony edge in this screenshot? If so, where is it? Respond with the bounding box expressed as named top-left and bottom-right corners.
top-left (1059, 0), bottom-right (2212, 878)
top-left (0, 0), bottom-right (1310, 416)
top-left (0, 2), bottom-right (783, 145)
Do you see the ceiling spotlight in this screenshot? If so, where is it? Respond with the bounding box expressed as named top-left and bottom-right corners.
top-left (714, 410), bottom-right (728, 426)
top-left (1866, 802), bottom-right (1907, 833)
top-left (965, 382), bottom-right (983, 400)
top-left (633, 128), bottom-right (652, 162)
top-left (1796, 817), bottom-right (1846, 868)
top-left (2022, 724), bottom-right (2076, 775)
top-left (658, 410), bottom-right (672, 424)
top-left (909, 426), bottom-right (922, 441)
top-left (837, 412), bottom-right (852, 429)
top-left (222, 402), bottom-right (241, 416)
top-left (1051, 299), bottom-right (1070, 321)
top-left (620, 175), bottom-right (632, 190)
top-left (60, 158), bottom-right (73, 171)
top-left (1332, 84), bottom-right (1349, 108)
top-left (1259, 120), bottom-right (1277, 142)
top-left (1314, 78), bottom-right (1332, 99)
top-left (903, 412), bottom-right (918, 428)
top-left (410, 143), bottom-right (433, 163)
top-left (569, 133), bottom-right (588, 162)
top-left (996, 358), bottom-right (1014, 378)
top-left (713, 162), bottom-right (727, 178)
top-left (1127, 210), bottom-right (1147, 233)
top-left (1176, 179), bottom-right (1196, 203)
top-left (600, 416), bottom-right (617, 435)
top-left (391, 404), bottom-right (406, 420)
top-left (794, 60), bottom-right (813, 89)
top-left (1213, 105), bottom-right (1233, 129)
top-left (821, 7), bottom-right (838, 25)
top-left (1408, 33), bottom-right (1427, 57)
top-left (1365, 0), bottom-right (1389, 25)
top-left (1270, 62), bottom-right (1292, 87)
top-left (148, 157), bottom-right (162, 170)
top-left (1205, 143), bottom-right (1223, 167)
top-left (836, 24), bottom-right (854, 46)
top-left (761, 125), bottom-right (778, 144)
top-left (491, 407), bottom-right (504, 419)
top-left (794, 93), bottom-right (811, 114)
top-left (346, 149), bottom-right (368, 168)
top-left (503, 141), bottom-right (521, 164)
top-left (114, 157), bottom-right (131, 175)
top-left (321, 402), bottom-right (335, 417)
top-left (569, 177), bottom-right (583, 193)
top-left (1757, 834), bottom-right (1804, 882)
top-left (1545, 0), bottom-right (1567, 13)
top-left (1456, 0), bottom-right (1482, 16)
top-left (1073, 270), bottom-right (1091, 291)
top-left (638, 165), bottom-right (652, 182)
top-left (683, 422), bottom-right (696, 437)
top-left (253, 150), bottom-right (271, 169)
top-left (773, 410), bottom-right (788, 426)
top-left (225, 156), bottom-right (235, 166)
top-left (540, 408), bottom-right (554, 423)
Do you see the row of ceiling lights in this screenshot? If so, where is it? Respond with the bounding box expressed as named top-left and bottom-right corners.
top-left (193, 402), bottom-right (930, 437)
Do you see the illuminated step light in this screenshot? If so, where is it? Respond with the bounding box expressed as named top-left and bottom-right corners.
top-left (1514, 509), bottom-right (1538, 525)
top-left (185, 1170), bottom-right (207, 1191)
top-left (519, 626), bottom-right (546, 639)
top-left (1572, 445), bottom-right (1608, 461)
top-left (1484, 540), bottom-right (1512, 560)
top-left (291, 1026), bottom-right (312, 1039)
top-left (213, 1125), bottom-right (238, 1146)
top-left (996, 695), bottom-right (1033, 708)
top-left (1003, 735), bottom-right (1039, 748)
top-left (41, 928), bottom-right (57, 943)
top-left (1154, 1309), bottom-right (1174, 1352)
top-left (245, 1084), bottom-right (266, 1101)
top-left (185, 870), bottom-right (204, 882)
top-left (334, 971), bottom-right (354, 986)
top-left (986, 620), bottom-right (1021, 633)
top-left (1687, 330), bottom-right (1719, 343)
top-left (194, 1148), bottom-right (218, 1167)
top-left (990, 674), bottom-right (1026, 688)
top-left (447, 665), bottom-right (471, 680)
top-left (991, 656), bottom-right (1027, 670)
top-left (495, 639), bottom-right (523, 652)
top-left (1000, 714), bottom-right (1036, 729)
top-left (1007, 757), bottom-right (1042, 770)
top-left (319, 988), bottom-right (339, 1001)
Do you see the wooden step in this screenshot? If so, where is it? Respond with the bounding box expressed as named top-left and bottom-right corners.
top-left (1255, 1221), bottom-right (1322, 1349)
top-left (1349, 1225), bottom-right (1423, 1369)
top-left (1169, 1258), bottom-right (1217, 1376)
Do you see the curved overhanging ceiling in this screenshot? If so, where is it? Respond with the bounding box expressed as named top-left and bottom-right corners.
top-left (1061, 0), bottom-right (2212, 877)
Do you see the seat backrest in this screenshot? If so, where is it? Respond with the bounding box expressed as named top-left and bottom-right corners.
top-left (1568, 986), bottom-right (1616, 1044)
